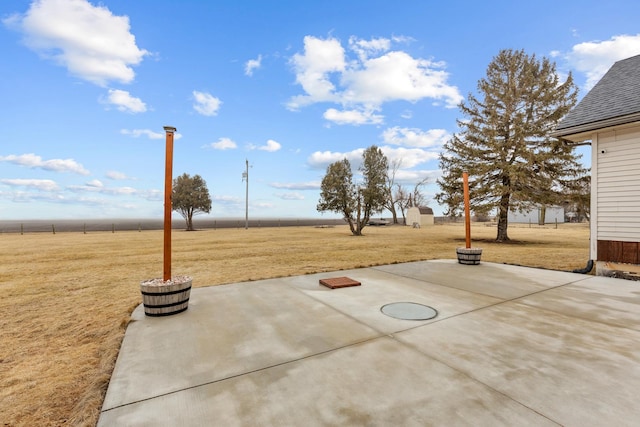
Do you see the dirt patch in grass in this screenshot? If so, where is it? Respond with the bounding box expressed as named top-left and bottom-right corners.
top-left (0, 223), bottom-right (589, 426)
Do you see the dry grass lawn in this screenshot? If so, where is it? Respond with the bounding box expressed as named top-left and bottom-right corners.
top-left (0, 223), bottom-right (590, 426)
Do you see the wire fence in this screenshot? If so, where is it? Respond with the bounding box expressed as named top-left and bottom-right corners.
top-left (0, 218), bottom-right (349, 234)
top-left (2, 217), bottom-right (587, 234)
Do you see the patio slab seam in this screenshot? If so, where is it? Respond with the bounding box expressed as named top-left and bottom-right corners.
top-left (514, 295), bottom-right (640, 334)
top-left (387, 330), bottom-right (564, 426)
top-left (283, 275), bottom-right (436, 338)
top-left (377, 277), bottom-right (593, 340)
top-left (370, 262), bottom-right (593, 301)
top-left (281, 264), bottom-right (598, 343)
top-left (100, 331), bottom-right (393, 416)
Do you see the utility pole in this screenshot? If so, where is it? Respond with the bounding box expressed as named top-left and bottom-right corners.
top-left (242, 159), bottom-right (249, 229)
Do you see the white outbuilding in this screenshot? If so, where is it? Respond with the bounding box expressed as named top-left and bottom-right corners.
top-left (407, 206), bottom-right (434, 227)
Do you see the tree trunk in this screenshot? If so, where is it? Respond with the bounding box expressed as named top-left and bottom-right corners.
top-left (496, 193), bottom-right (510, 242)
top-left (354, 213), bottom-right (367, 236)
top-left (186, 212), bottom-right (194, 231)
top-left (345, 217), bottom-right (358, 235)
top-left (389, 204), bottom-right (398, 224)
top-left (356, 212), bottom-right (369, 236)
top-left (538, 205), bottom-right (546, 226)
top-left (354, 194), bottom-right (363, 236)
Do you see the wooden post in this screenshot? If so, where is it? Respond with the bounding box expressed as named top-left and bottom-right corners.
top-left (463, 172), bottom-right (471, 249)
top-left (163, 126), bottom-right (176, 281)
top-left (244, 159), bottom-right (249, 230)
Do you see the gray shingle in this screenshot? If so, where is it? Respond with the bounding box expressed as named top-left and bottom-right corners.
top-left (556, 54), bottom-right (640, 131)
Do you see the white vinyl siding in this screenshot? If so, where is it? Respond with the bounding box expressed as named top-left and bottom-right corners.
top-left (508, 206), bottom-right (564, 223)
top-left (596, 127), bottom-right (640, 242)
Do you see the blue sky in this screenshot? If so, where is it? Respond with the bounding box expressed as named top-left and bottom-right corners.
top-left (2, 0), bottom-right (640, 220)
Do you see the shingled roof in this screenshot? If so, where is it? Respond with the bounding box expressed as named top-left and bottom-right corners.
top-left (552, 54), bottom-right (640, 141)
top-left (417, 206), bottom-right (433, 215)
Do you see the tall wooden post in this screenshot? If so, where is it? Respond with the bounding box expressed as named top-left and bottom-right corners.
top-left (163, 126), bottom-right (176, 281)
top-left (463, 172), bottom-right (471, 249)
top-left (244, 159), bottom-right (249, 230)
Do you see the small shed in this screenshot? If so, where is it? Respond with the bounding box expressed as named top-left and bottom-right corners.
top-left (407, 206), bottom-right (434, 227)
top-left (552, 54), bottom-right (640, 277)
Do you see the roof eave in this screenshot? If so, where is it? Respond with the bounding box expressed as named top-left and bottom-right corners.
top-left (552, 112), bottom-right (640, 142)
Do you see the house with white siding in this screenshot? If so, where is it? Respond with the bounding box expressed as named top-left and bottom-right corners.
top-left (508, 205), bottom-right (565, 224)
top-left (552, 54), bottom-right (640, 276)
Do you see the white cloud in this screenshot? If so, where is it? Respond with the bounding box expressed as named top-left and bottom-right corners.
top-left (120, 129), bottom-right (183, 140)
top-left (307, 148), bottom-right (365, 169)
top-left (275, 192), bottom-right (305, 200)
top-left (248, 139), bottom-right (281, 152)
top-left (287, 35), bottom-right (462, 118)
top-left (400, 110), bottom-right (413, 119)
top-left (193, 90), bottom-right (222, 116)
top-left (245, 54), bottom-right (262, 76)
top-left (67, 183), bottom-right (137, 195)
top-left (323, 108), bottom-right (383, 125)
top-left (563, 33), bottom-right (640, 89)
top-left (270, 181), bottom-right (320, 190)
top-left (381, 146), bottom-right (439, 168)
top-left (1, 178), bottom-right (59, 191)
top-left (264, 140), bottom-right (282, 152)
top-left (393, 169), bottom-right (439, 184)
top-left (391, 35), bottom-right (415, 44)
top-left (120, 129), bottom-right (162, 139)
top-left (4, 0), bottom-right (148, 86)
top-left (287, 36), bottom-right (346, 109)
top-left (342, 51), bottom-right (462, 107)
top-left (104, 89), bottom-right (146, 113)
top-left (0, 153), bottom-right (89, 175)
top-left (206, 137), bottom-right (237, 150)
top-left (2, 190), bottom-right (68, 203)
top-left (348, 36), bottom-right (391, 61)
top-left (106, 171), bottom-right (129, 180)
top-left (381, 127), bottom-right (450, 148)
top-left (110, 186), bottom-right (138, 195)
top-left (141, 189), bottom-right (162, 201)
top-left (307, 145), bottom-right (438, 170)
top-left (86, 179), bottom-right (103, 188)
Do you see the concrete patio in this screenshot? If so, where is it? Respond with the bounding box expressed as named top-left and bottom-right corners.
top-left (98, 260), bottom-right (640, 426)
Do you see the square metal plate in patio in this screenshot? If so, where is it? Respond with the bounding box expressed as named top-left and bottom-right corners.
top-left (319, 277), bottom-right (361, 289)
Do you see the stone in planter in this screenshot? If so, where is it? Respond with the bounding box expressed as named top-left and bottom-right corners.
top-left (140, 275), bottom-right (192, 317)
top-left (456, 247), bottom-right (483, 265)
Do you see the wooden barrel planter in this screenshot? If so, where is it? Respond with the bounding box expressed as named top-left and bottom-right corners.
top-left (140, 275), bottom-right (192, 317)
top-left (456, 247), bottom-right (483, 265)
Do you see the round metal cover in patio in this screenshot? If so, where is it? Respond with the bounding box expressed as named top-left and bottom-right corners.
top-left (381, 302), bottom-right (438, 321)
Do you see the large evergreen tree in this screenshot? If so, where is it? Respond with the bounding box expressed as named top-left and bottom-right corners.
top-left (436, 49), bottom-right (586, 242)
top-left (317, 145), bottom-right (388, 236)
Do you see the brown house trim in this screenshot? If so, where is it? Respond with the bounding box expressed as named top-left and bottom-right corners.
top-left (597, 240), bottom-right (640, 264)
